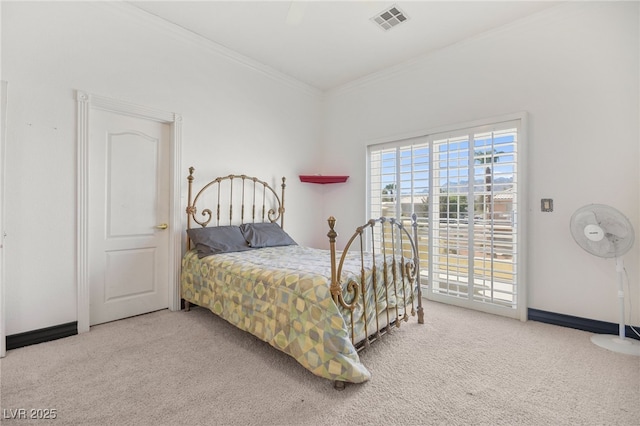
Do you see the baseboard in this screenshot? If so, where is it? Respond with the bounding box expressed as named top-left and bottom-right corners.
top-left (6, 322), bottom-right (78, 350)
top-left (5, 311), bottom-right (638, 350)
top-left (528, 309), bottom-right (640, 341)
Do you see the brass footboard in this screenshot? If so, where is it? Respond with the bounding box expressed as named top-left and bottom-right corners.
top-left (327, 214), bottom-right (424, 351)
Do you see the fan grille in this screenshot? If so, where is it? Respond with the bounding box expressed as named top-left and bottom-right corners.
top-left (570, 204), bottom-right (634, 258)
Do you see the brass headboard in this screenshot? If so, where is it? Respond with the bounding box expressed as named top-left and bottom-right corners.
top-left (185, 167), bottom-right (286, 248)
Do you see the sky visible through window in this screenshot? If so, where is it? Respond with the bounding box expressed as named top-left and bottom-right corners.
top-left (379, 130), bottom-right (516, 199)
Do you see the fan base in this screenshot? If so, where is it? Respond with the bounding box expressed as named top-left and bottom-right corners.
top-left (591, 334), bottom-right (640, 356)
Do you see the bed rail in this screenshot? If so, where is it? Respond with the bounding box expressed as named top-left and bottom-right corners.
top-left (327, 214), bottom-right (424, 350)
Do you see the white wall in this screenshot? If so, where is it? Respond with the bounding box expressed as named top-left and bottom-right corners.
top-left (320, 2), bottom-right (640, 325)
top-left (2, 1), bottom-right (638, 336)
top-left (1, 2), bottom-right (325, 335)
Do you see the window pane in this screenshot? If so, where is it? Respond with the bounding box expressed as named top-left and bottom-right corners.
top-left (368, 121), bottom-right (519, 312)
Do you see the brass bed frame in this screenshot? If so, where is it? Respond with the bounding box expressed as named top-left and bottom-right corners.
top-left (183, 167), bottom-right (424, 387)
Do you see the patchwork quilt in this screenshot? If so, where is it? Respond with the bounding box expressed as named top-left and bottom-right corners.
top-left (181, 245), bottom-right (415, 383)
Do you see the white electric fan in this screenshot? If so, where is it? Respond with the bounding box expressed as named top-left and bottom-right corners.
top-left (570, 204), bottom-right (640, 356)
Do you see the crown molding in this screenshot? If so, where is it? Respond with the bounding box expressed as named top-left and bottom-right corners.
top-left (97, 2), bottom-right (322, 98)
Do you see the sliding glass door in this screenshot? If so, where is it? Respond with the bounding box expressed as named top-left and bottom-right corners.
top-left (368, 115), bottom-right (526, 319)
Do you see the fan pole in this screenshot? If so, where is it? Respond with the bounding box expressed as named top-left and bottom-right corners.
top-left (590, 256), bottom-right (640, 356)
top-left (616, 257), bottom-right (625, 339)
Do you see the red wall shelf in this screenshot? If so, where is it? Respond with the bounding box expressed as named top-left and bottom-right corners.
top-left (299, 175), bottom-right (349, 184)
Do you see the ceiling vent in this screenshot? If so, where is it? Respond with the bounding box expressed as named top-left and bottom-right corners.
top-left (371, 5), bottom-right (408, 31)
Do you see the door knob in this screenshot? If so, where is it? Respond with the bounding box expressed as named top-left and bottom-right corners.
top-left (156, 223), bottom-right (168, 230)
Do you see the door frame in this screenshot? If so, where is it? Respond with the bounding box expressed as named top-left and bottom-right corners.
top-left (76, 90), bottom-right (182, 333)
top-left (1, 81), bottom-right (8, 357)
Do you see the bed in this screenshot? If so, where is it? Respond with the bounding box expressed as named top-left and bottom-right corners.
top-left (180, 168), bottom-right (424, 388)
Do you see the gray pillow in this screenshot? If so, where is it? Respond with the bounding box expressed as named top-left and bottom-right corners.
top-left (187, 226), bottom-right (252, 258)
top-left (240, 222), bottom-right (297, 248)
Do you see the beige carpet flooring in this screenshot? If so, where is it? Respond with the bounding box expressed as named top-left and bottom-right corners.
top-left (1, 300), bottom-right (639, 425)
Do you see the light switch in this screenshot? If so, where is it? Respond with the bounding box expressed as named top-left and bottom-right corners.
top-left (541, 198), bottom-right (553, 212)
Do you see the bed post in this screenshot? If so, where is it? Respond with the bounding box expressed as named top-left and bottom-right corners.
top-left (412, 213), bottom-right (424, 324)
top-left (280, 177), bottom-right (286, 229)
top-left (184, 167), bottom-right (196, 312)
top-left (326, 218), bottom-right (347, 393)
top-left (327, 216), bottom-right (340, 304)
top-left (186, 167), bottom-right (195, 250)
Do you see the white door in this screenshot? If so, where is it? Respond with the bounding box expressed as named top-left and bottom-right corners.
top-left (89, 109), bottom-right (170, 325)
